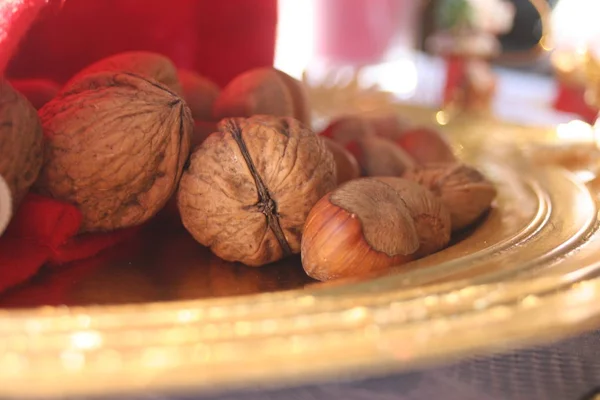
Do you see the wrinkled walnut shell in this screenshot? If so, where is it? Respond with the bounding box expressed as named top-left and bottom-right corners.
top-left (67, 51), bottom-right (182, 94)
top-left (178, 69), bottom-right (220, 120)
top-left (37, 71), bottom-right (192, 232)
top-left (178, 115), bottom-right (336, 266)
top-left (0, 79), bottom-right (44, 209)
top-left (403, 163), bottom-right (497, 230)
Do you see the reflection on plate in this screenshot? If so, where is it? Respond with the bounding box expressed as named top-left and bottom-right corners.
top-left (2, 105), bottom-right (600, 399)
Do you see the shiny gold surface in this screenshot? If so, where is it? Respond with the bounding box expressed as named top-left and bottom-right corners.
top-left (3, 106), bottom-right (600, 399)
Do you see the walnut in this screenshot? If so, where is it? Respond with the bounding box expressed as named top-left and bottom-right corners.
top-left (177, 69), bottom-right (220, 120)
top-left (36, 71), bottom-right (192, 232)
top-left (178, 115), bottom-right (336, 266)
top-left (0, 79), bottom-right (43, 209)
top-left (67, 51), bottom-right (182, 93)
top-left (10, 79), bottom-right (60, 109)
top-left (403, 163), bottom-right (497, 231)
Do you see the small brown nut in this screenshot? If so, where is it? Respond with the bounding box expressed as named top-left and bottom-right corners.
top-left (362, 113), bottom-right (412, 140)
top-left (67, 51), bottom-right (182, 93)
top-left (403, 163), bottom-right (497, 231)
top-left (9, 79), bottom-right (60, 109)
top-left (212, 67), bottom-right (308, 123)
top-left (273, 69), bottom-right (311, 124)
top-left (178, 69), bottom-right (220, 120)
top-left (320, 116), bottom-right (376, 146)
top-left (0, 79), bottom-right (44, 209)
top-left (36, 71), bottom-right (192, 232)
top-left (374, 177), bottom-right (451, 256)
top-left (322, 137), bottom-right (360, 185)
top-left (394, 126), bottom-right (456, 164)
top-left (301, 178), bottom-right (419, 281)
top-left (178, 115), bottom-right (336, 266)
top-left (347, 136), bottom-right (416, 177)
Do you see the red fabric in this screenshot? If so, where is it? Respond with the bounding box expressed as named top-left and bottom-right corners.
top-left (0, 194), bottom-right (140, 293)
top-left (553, 83), bottom-right (598, 124)
top-left (5, 0), bottom-right (278, 88)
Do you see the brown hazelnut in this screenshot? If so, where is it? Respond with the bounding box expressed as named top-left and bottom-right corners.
top-left (0, 79), bottom-right (44, 209)
top-left (394, 126), bottom-right (456, 164)
top-left (320, 116), bottom-right (376, 146)
top-left (212, 67), bottom-right (309, 123)
top-left (9, 78), bottom-right (60, 109)
top-left (36, 71), bottom-right (192, 232)
top-left (177, 69), bottom-right (220, 120)
top-left (361, 113), bottom-right (412, 140)
top-left (347, 136), bottom-right (416, 177)
top-left (301, 178), bottom-right (419, 281)
top-left (403, 163), bottom-right (497, 231)
top-left (178, 115), bottom-right (336, 266)
top-left (374, 177), bottom-right (451, 256)
top-left (66, 51), bottom-right (182, 94)
top-left (322, 137), bottom-right (360, 185)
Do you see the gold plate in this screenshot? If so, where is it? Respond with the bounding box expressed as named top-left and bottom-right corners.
top-left (2, 105), bottom-right (600, 399)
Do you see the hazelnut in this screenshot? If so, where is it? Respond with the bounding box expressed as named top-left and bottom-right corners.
top-left (394, 126), bottom-right (456, 164)
top-left (374, 177), bottom-right (451, 256)
top-left (9, 78), bottom-right (60, 109)
top-left (347, 136), bottom-right (416, 177)
top-left (67, 51), bottom-right (182, 93)
top-left (0, 79), bottom-right (44, 209)
top-left (36, 71), bottom-right (192, 232)
top-left (322, 137), bottom-right (360, 185)
top-left (177, 69), bottom-right (220, 121)
top-left (361, 113), bottom-right (412, 140)
top-left (320, 116), bottom-right (376, 146)
top-left (301, 178), bottom-right (420, 281)
top-left (178, 115), bottom-right (336, 266)
top-left (403, 163), bottom-right (497, 231)
top-left (212, 68), bottom-right (309, 123)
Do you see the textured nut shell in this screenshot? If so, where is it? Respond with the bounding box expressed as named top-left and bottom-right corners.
top-left (396, 127), bottom-right (456, 164)
top-left (212, 68), bottom-right (294, 120)
top-left (37, 71), bottom-right (192, 232)
top-left (322, 137), bottom-right (360, 185)
top-left (403, 163), bottom-right (497, 230)
top-left (10, 79), bottom-right (60, 110)
top-left (178, 69), bottom-right (220, 121)
top-left (356, 137), bottom-right (416, 177)
top-left (0, 79), bottom-right (43, 207)
top-left (178, 115), bottom-right (336, 266)
top-left (301, 179), bottom-right (419, 281)
top-left (320, 116), bottom-right (376, 146)
top-left (67, 51), bottom-right (182, 93)
top-left (374, 177), bottom-right (451, 256)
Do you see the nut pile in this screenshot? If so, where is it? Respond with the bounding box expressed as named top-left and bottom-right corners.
top-left (0, 51), bottom-right (497, 282)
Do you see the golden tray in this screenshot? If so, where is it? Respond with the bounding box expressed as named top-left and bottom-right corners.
top-left (2, 103), bottom-right (600, 399)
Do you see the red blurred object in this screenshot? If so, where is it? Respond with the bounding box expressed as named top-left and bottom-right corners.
top-left (5, 0), bottom-right (278, 88)
top-left (314, 0), bottom-right (409, 65)
top-left (0, 194), bottom-right (140, 293)
top-left (553, 83), bottom-right (597, 124)
top-left (443, 56), bottom-right (466, 107)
